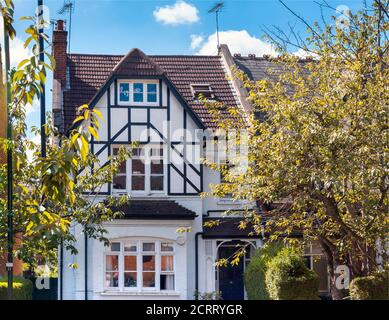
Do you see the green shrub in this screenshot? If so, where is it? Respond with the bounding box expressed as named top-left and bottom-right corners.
top-left (244, 242), bottom-right (283, 300)
top-left (265, 248), bottom-right (319, 300)
top-left (0, 276), bottom-right (33, 300)
top-left (349, 272), bottom-right (389, 300)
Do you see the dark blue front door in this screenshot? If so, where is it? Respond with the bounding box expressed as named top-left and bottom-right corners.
top-left (218, 245), bottom-right (245, 300)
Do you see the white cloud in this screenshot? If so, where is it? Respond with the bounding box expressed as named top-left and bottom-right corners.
top-left (293, 48), bottom-right (318, 59)
top-left (25, 98), bottom-right (39, 116)
top-left (10, 37), bottom-right (32, 68)
top-left (190, 34), bottom-right (204, 50)
top-left (26, 133), bottom-right (41, 162)
top-left (195, 30), bottom-right (277, 56)
top-left (153, 1), bottom-right (199, 26)
top-left (0, 17), bottom-right (31, 68)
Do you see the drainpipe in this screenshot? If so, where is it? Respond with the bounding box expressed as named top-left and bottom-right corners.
top-left (195, 232), bottom-right (204, 300)
top-left (84, 231), bottom-right (88, 300)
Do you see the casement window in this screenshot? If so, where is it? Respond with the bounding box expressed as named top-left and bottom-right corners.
top-left (117, 81), bottom-right (159, 105)
top-left (119, 83), bottom-right (130, 102)
top-left (112, 147), bottom-right (127, 190)
top-left (304, 242), bottom-right (329, 293)
top-left (133, 83), bottom-right (144, 102)
top-left (147, 83), bottom-right (157, 102)
top-left (104, 240), bottom-right (175, 291)
top-left (112, 145), bottom-right (165, 194)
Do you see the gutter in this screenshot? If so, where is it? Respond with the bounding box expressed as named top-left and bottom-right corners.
top-left (194, 232), bottom-right (204, 300)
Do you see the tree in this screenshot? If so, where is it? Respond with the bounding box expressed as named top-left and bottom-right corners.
top-left (0, 0), bottom-right (129, 270)
top-left (205, 1), bottom-right (388, 299)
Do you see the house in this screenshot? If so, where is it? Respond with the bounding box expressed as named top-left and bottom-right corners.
top-left (52, 20), bottom-right (262, 301)
top-left (219, 45), bottom-right (330, 297)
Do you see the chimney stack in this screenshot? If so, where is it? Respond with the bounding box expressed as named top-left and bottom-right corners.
top-left (52, 20), bottom-right (68, 87)
top-left (52, 20), bottom-right (68, 134)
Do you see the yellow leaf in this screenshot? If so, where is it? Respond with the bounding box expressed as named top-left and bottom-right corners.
top-left (88, 126), bottom-right (99, 140)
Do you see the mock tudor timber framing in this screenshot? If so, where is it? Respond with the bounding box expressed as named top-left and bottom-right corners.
top-left (89, 73), bottom-right (203, 196)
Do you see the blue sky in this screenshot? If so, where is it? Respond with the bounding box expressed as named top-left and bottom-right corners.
top-left (7, 0), bottom-right (367, 137)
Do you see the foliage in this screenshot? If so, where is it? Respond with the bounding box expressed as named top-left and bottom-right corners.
top-left (244, 242), bottom-right (283, 300)
top-left (0, 276), bottom-right (32, 300)
top-left (265, 248), bottom-right (319, 300)
top-left (193, 290), bottom-right (222, 300)
top-left (349, 272), bottom-right (389, 300)
top-left (0, 0), bottom-right (130, 269)
top-left (204, 1), bottom-right (388, 299)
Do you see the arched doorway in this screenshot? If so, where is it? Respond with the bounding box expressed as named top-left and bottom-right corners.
top-left (216, 240), bottom-right (256, 300)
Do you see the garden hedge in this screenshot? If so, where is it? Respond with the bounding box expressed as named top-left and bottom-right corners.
top-left (0, 276), bottom-right (33, 300)
top-left (244, 242), bottom-right (283, 300)
top-left (349, 272), bottom-right (388, 300)
top-left (265, 248), bottom-right (319, 300)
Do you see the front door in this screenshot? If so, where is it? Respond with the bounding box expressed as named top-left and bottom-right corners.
top-left (218, 244), bottom-right (245, 300)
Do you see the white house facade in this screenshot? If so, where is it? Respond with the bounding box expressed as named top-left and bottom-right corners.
top-left (52, 20), bottom-right (264, 301)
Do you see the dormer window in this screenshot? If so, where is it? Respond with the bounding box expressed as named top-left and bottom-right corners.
top-left (191, 84), bottom-right (214, 100)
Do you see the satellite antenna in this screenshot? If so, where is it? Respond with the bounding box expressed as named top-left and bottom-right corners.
top-left (208, 2), bottom-right (224, 51)
top-left (58, 0), bottom-right (75, 52)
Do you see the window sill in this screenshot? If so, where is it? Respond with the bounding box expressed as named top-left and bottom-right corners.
top-left (101, 290), bottom-right (180, 297)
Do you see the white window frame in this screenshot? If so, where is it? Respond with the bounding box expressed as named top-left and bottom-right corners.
top-left (117, 80), bottom-right (159, 106)
top-left (112, 144), bottom-right (166, 196)
top-left (104, 240), bottom-right (176, 292)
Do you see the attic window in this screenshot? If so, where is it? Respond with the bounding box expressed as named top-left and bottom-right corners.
top-left (191, 84), bottom-right (214, 100)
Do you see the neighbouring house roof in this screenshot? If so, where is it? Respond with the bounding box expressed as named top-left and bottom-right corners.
top-left (202, 218), bottom-right (260, 239)
top-left (233, 54), bottom-right (312, 82)
top-left (110, 200), bottom-right (197, 220)
top-left (64, 50), bottom-right (239, 130)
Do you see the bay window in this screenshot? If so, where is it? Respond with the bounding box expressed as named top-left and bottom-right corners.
top-left (105, 240), bottom-right (175, 291)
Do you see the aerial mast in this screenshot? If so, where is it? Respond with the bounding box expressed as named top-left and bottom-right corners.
top-left (208, 2), bottom-right (225, 52)
top-left (58, 0), bottom-right (75, 52)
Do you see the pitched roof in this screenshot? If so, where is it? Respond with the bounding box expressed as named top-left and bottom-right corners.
top-left (202, 218), bottom-right (260, 239)
top-left (233, 54), bottom-right (312, 82)
top-left (111, 199), bottom-right (197, 220)
top-left (63, 50), bottom-right (239, 130)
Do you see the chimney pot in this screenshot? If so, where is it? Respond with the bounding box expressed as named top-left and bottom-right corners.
top-left (233, 53), bottom-right (241, 58)
top-left (262, 54), bottom-right (270, 59)
top-left (248, 54), bottom-right (256, 59)
top-left (56, 20), bottom-right (65, 31)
